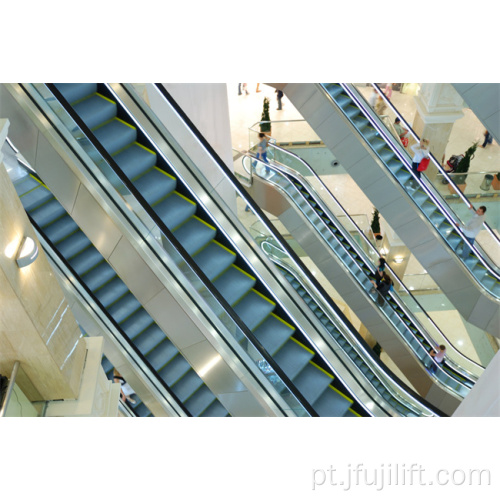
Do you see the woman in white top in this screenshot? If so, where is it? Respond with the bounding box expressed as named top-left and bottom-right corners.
top-left (429, 345), bottom-right (446, 374)
top-left (410, 138), bottom-right (430, 181)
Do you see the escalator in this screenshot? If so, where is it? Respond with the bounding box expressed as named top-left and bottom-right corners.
top-left (281, 83), bottom-right (500, 337)
top-left (240, 150), bottom-right (476, 412)
top-left (12, 82), bottom-right (369, 417)
top-left (12, 167), bottom-right (229, 417)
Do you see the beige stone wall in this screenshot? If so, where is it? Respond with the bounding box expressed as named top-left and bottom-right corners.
top-left (0, 129), bottom-right (85, 401)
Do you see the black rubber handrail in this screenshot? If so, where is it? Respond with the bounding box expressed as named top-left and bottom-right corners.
top-left (39, 83), bottom-right (318, 417)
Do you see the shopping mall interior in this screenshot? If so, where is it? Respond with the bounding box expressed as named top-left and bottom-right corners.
top-left (0, 82), bottom-right (498, 420)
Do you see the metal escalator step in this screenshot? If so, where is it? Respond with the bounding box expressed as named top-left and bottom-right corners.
top-left (344, 408), bottom-right (361, 417)
top-left (93, 118), bottom-right (137, 155)
top-left (159, 355), bottom-right (192, 386)
top-left (56, 231), bottom-right (92, 260)
top-left (253, 314), bottom-right (295, 355)
top-left (146, 339), bottom-right (179, 371)
top-left (30, 198), bottom-right (67, 228)
top-left (293, 362), bottom-right (334, 405)
top-left (108, 293), bottom-right (142, 324)
top-left (233, 290), bottom-right (276, 332)
top-left (273, 338), bottom-right (314, 381)
top-left (352, 115), bottom-right (369, 130)
top-left (192, 241), bottom-right (236, 280)
top-left (153, 192), bottom-right (197, 230)
top-left (323, 83), bottom-right (344, 97)
top-left (173, 217), bottom-right (217, 255)
top-left (379, 148), bottom-right (396, 162)
top-left (344, 105), bottom-right (362, 119)
top-left (81, 261), bottom-right (117, 291)
top-left (14, 174), bottom-right (43, 196)
top-left (54, 83), bottom-right (97, 104)
top-left (134, 402), bottom-right (152, 417)
top-left (200, 399), bottom-right (229, 417)
top-left (314, 385), bottom-right (353, 417)
top-left (184, 385), bottom-right (217, 417)
top-left (171, 370), bottom-right (205, 402)
top-left (371, 138), bottom-right (387, 152)
top-left (113, 143), bottom-right (157, 179)
top-left (68, 246), bottom-right (105, 275)
top-left (121, 308), bottom-right (155, 339)
top-left (132, 168), bottom-right (177, 205)
top-left (73, 93), bottom-right (117, 130)
top-left (94, 276), bottom-right (129, 308)
top-left (19, 185), bottom-right (53, 211)
top-left (43, 215), bottom-right (79, 243)
top-left (133, 324), bottom-right (167, 354)
top-left (212, 265), bottom-right (256, 306)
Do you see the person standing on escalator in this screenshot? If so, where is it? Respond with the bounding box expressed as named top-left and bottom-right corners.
top-left (410, 138), bottom-right (430, 184)
top-left (429, 345), bottom-right (446, 374)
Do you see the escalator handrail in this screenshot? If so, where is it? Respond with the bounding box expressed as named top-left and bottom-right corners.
top-left (323, 83), bottom-right (500, 285)
top-left (264, 142), bottom-right (483, 378)
top-left (40, 83), bottom-right (319, 418)
top-left (261, 240), bottom-right (445, 417)
top-left (245, 152), bottom-right (475, 393)
top-left (369, 82), bottom-right (500, 247)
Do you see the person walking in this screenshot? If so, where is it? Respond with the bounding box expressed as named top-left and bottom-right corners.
top-left (375, 95), bottom-right (387, 116)
top-left (458, 205), bottom-right (487, 259)
top-left (429, 345), bottom-right (446, 374)
top-left (276, 89), bottom-right (284, 110)
top-left (410, 138), bottom-right (430, 184)
top-left (481, 130), bottom-right (493, 148)
top-left (254, 132), bottom-right (270, 174)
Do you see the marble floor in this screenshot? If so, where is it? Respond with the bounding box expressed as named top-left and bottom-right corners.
top-left (227, 83), bottom-right (499, 386)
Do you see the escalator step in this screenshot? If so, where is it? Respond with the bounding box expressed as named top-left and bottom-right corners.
top-left (113, 142), bottom-right (157, 179)
top-left (73, 93), bottom-right (117, 130)
top-left (200, 399), bottom-right (230, 417)
top-left (173, 216), bottom-right (217, 255)
top-left (54, 83), bottom-right (97, 104)
top-left (233, 290), bottom-right (276, 332)
top-left (153, 191), bottom-right (197, 230)
top-left (14, 174), bottom-right (43, 196)
top-left (68, 245), bottom-right (105, 275)
top-left (192, 241), bottom-right (236, 281)
top-left (133, 323), bottom-right (167, 355)
top-left (253, 314), bottom-right (295, 355)
top-left (147, 339), bottom-right (179, 371)
top-left (120, 308), bottom-right (155, 339)
top-left (159, 355), bottom-right (191, 386)
top-left (314, 385), bottom-right (353, 417)
top-left (93, 118), bottom-right (137, 155)
top-left (94, 276), bottom-right (130, 308)
top-left (19, 185), bottom-right (53, 211)
top-left (109, 293), bottom-right (142, 324)
top-left (273, 338), bottom-right (314, 381)
top-left (81, 261), bottom-right (117, 291)
top-left (56, 231), bottom-right (92, 260)
top-left (212, 265), bottom-right (256, 306)
top-left (132, 167), bottom-right (177, 205)
top-left (184, 385), bottom-right (217, 417)
top-left (30, 199), bottom-right (67, 228)
top-left (171, 370), bottom-right (205, 402)
top-left (44, 215), bottom-right (79, 244)
top-left (294, 362), bottom-right (334, 405)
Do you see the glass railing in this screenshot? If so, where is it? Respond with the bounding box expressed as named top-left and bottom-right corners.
top-left (241, 147), bottom-right (482, 390)
top-left (343, 83), bottom-right (500, 274)
top-left (257, 237), bottom-right (441, 417)
top-left (20, 83), bottom-right (314, 417)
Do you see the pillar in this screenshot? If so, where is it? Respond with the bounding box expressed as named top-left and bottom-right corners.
top-left (412, 83), bottom-right (464, 180)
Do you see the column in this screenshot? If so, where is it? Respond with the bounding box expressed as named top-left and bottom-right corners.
top-left (412, 83), bottom-right (464, 180)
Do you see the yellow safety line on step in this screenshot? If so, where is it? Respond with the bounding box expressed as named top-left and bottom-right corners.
top-left (348, 408), bottom-right (362, 417)
top-left (172, 191), bottom-right (197, 206)
top-left (29, 174), bottom-right (48, 190)
top-left (269, 313), bottom-right (294, 330)
top-left (250, 288), bottom-right (276, 306)
top-left (153, 166), bottom-right (176, 181)
top-left (290, 336), bottom-right (315, 355)
top-left (115, 117), bottom-right (136, 130)
top-left (329, 385), bottom-right (353, 404)
top-left (95, 92), bottom-right (116, 105)
top-left (229, 264), bottom-right (256, 281)
top-left (190, 215), bottom-right (216, 231)
top-left (135, 141), bottom-right (156, 156)
top-left (212, 240), bottom-right (236, 256)
top-left (309, 360), bottom-right (334, 378)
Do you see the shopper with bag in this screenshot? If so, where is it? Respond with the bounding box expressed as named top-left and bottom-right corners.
top-left (394, 117), bottom-right (409, 147)
top-left (410, 138), bottom-right (430, 184)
